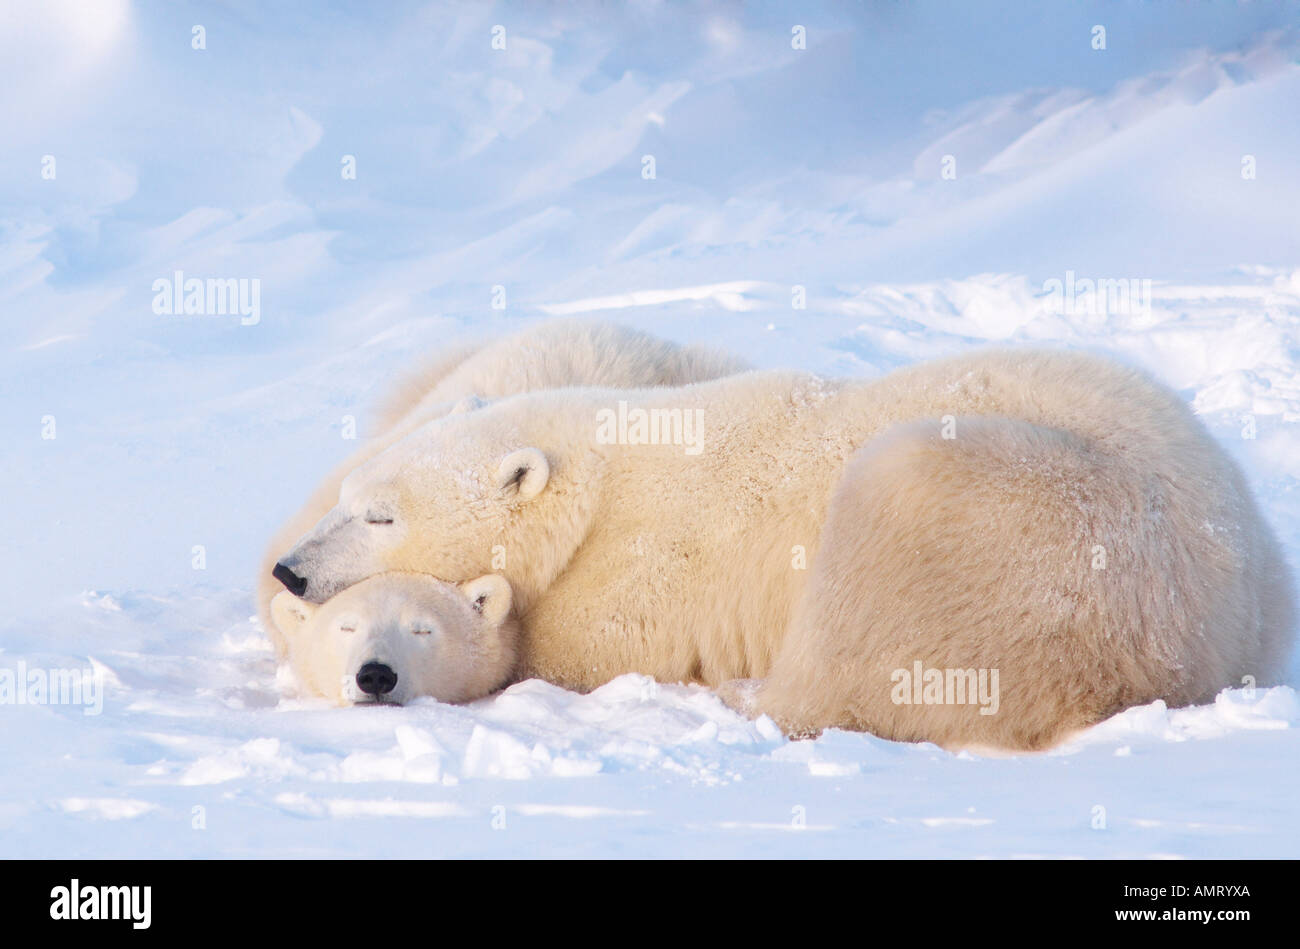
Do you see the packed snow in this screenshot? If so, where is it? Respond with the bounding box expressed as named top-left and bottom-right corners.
top-left (1, 2), bottom-right (1298, 857)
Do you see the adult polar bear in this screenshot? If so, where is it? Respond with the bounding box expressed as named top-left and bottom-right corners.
top-left (273, 348), bottom-right (1295, 750)
top-left (258, 320), bottom-right (747, 657)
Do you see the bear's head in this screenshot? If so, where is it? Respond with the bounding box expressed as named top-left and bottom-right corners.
top-left (270, 571), bottom-right (519, 706)
top-left (272, 400), bottom-right (594, 606)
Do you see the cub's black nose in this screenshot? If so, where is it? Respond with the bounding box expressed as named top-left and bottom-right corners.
top-left (272, 562), bottom-right (308, 597)
top-left (356, 662), bottom-right (398, 696)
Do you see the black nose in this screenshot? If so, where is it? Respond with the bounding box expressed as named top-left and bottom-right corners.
top-left (356, 662), bottom-right (398, 696)
top-left (272, 562), bottom-right (308, 597)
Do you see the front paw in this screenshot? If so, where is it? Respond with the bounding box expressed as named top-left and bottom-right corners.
top-left (715, 678), bottom-right (764, 718)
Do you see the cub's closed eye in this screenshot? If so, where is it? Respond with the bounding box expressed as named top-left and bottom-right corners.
top-left (411, 628), bottom-right (434, 636)
top-left (365, 516), bottom-right (394, 525)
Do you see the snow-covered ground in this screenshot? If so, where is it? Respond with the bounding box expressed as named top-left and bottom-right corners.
top-left (2, 2), bottom-right (1298, 857)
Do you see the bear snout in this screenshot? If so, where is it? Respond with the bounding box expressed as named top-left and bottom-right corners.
top-left (355, 661), bottom-right (398, 697)
top-left (272, 561), bottom-right (309, 598)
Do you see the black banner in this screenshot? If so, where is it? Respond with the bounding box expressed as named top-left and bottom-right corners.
top-left (0, 859), bottom-right (1283, 935)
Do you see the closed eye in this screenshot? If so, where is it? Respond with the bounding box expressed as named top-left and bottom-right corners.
top-left (365, 516), bottom-right (394, 525)
top-left (411, 628), bottom-right (434, 636)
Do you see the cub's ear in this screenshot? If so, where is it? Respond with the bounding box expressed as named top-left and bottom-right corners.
top-left (496, 447), bottom-right (549, 501)
top-left (459, 574), bottom-right (513, 626)
top-left (270, 591), bottom-right (317, 639)
top-left (450, 395), bottom-right (485, 415)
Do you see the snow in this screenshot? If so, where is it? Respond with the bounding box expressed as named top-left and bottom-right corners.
top-left (2, 2), bottom-right (1298, 857)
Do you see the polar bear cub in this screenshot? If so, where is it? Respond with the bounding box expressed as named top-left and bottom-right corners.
top-left (270, 573), bottom-right (518, 706)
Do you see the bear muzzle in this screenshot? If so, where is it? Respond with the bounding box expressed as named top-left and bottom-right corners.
top-left (272, 561), bottom-right (309, 598)
top-left (355, 661), bottom-right (398, 698)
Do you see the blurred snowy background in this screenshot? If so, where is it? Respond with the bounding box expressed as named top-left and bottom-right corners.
top-left (1, 0), bottom-right (1298, 857)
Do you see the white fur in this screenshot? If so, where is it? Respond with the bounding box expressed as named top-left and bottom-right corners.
top-left (271, 573), bottom-right (518, 706)
top-left (259, 319), bottom-right (747, 654)
top-left (274, 347), bottom-right (1296, 750)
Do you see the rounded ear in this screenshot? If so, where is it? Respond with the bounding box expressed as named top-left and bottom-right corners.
top-left (450, 395), bottom-right (485, 415)
top-left (496, 447), bottom-right (549, 501)
top-left (459, 574), bottom-right (513, 626)
top-left (270, 591), bottom-right (317, 640)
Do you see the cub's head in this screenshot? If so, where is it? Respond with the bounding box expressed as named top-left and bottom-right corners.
top-left (271, 572), bottom-right (518, 706)
top-left (272, 406), bottom-right (561, 604)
